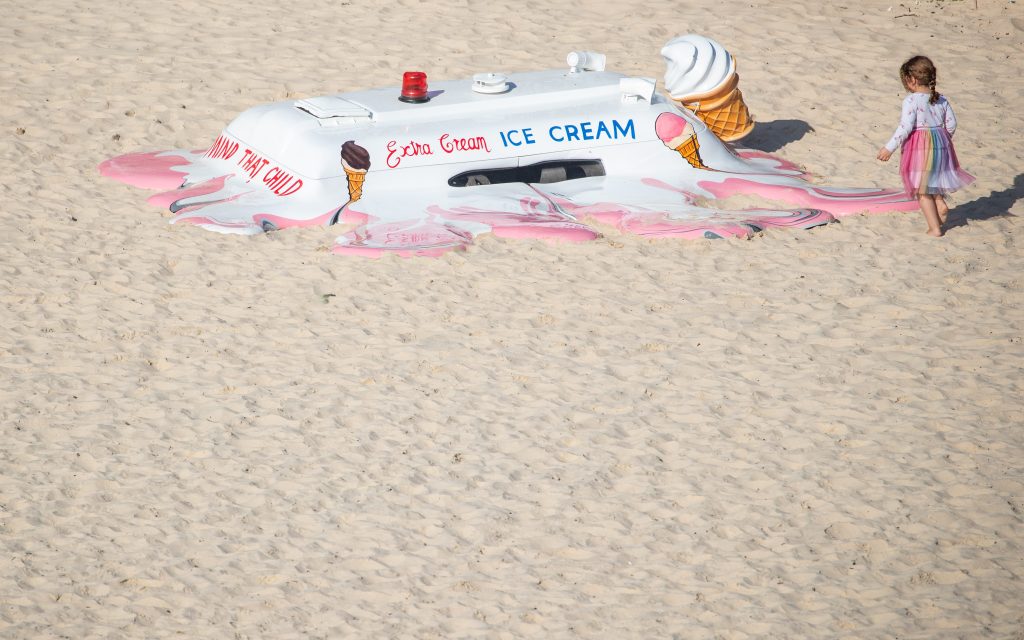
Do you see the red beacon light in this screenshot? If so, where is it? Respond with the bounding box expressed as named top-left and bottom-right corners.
top-left (399, 71), bottom-right (430, 103)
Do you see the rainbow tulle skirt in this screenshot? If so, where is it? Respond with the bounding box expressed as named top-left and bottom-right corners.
top-left (899, 126), bottom-right (975, 196)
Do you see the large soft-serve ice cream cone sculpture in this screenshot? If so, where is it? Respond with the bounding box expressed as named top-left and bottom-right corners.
top-left (341, 140), bottom-right (371, 202)
top-left (656, 112), bottom-right (708, 170)
top-left (661, 35), bottom-right (753, 142)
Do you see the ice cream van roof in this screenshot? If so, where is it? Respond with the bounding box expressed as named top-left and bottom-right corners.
top-left (340, 69), bottom-right (633, 122)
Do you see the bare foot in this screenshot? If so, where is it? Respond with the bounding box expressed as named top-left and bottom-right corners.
top-left (926, 228), bottom-right (943, 237)
top-left (937, 201), bottom-right (949, 225)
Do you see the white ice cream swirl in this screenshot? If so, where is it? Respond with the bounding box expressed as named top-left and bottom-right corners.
top-left (661, 34), bottom-right (736, 98)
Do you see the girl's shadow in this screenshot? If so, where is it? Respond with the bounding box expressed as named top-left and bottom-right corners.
top-left (947, 173), bottom-right (1023, 229)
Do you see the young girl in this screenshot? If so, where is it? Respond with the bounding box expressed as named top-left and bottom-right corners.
top-left (877, 55), bottom-right (974, 237)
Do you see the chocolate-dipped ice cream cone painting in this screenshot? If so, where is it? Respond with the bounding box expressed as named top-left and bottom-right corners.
top-left (341, 141), bottom-right (371, 202)
top-left (328, 140), bottom-right (372, 225)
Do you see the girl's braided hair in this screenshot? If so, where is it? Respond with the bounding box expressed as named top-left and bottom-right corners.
top-left (900, 55), bottom-right (940, 104)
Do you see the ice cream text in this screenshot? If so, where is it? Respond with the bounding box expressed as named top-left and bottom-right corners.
top-left (386, 134), bottom-right (492, 168)
top-left (500, 119), bottom-right (636, 147)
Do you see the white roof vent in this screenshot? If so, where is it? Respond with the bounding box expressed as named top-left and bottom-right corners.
top-left (294, 96), bottom-right (372, 127)
top-left (566, 51), bottom-right (606, 73)
top-left (620, 77), bottom-right (656, 104)
top-left (472, 73), bottom-right (510, 94)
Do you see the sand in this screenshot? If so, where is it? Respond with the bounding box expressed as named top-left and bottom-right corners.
top-left (1, 0), bottom-right (1022, 637)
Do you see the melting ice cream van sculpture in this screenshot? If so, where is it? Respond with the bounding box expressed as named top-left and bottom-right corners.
top-left (100, 35), bottom-right (915, 257)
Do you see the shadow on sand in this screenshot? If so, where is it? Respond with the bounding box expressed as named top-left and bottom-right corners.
top-left (738, 119), bottom-right (814, 153)
top-left (947, 173), bottom-right (1023, 229)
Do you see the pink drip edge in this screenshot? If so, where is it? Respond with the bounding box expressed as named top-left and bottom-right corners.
top-left (98, 151), bottom-right (192, 191)
top-left (338, 206), bottom-right (370, 226)
top-left (176, 208), bottom-right (337, 231)
top-left (733, 149), bottom-right (811, 177)
top-left (254, 209), bottom-right (335, 229)
top-left (147, 175), bottom-right (230, 208)
top-left (698, 178), bottom-right (917, 215)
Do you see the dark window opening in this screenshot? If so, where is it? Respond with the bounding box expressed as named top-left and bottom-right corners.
top-left (448, 159), bottom-right (605, 187)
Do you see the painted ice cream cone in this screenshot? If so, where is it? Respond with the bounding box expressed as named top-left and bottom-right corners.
top-left (674, 135), bottom-right (707, 170)
top-left (661, 35), bottom-right (754, 142)
top-left (656, 112), bottom-right (708, 170)
top-left (343, 163), bottom-right (366, 201)
top-left (341, 140), bottom-right (371, 202)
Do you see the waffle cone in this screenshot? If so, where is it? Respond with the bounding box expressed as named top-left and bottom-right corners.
top-left (674, 134), bottom-right (708, 170)
top-left (676, 71), bottom-right (754, 142)
top-left (344, 166), bottom-right (367, 202)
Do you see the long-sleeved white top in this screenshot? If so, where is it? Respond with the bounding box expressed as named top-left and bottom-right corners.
top-left (884, 92), bottom-right (958, 152)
